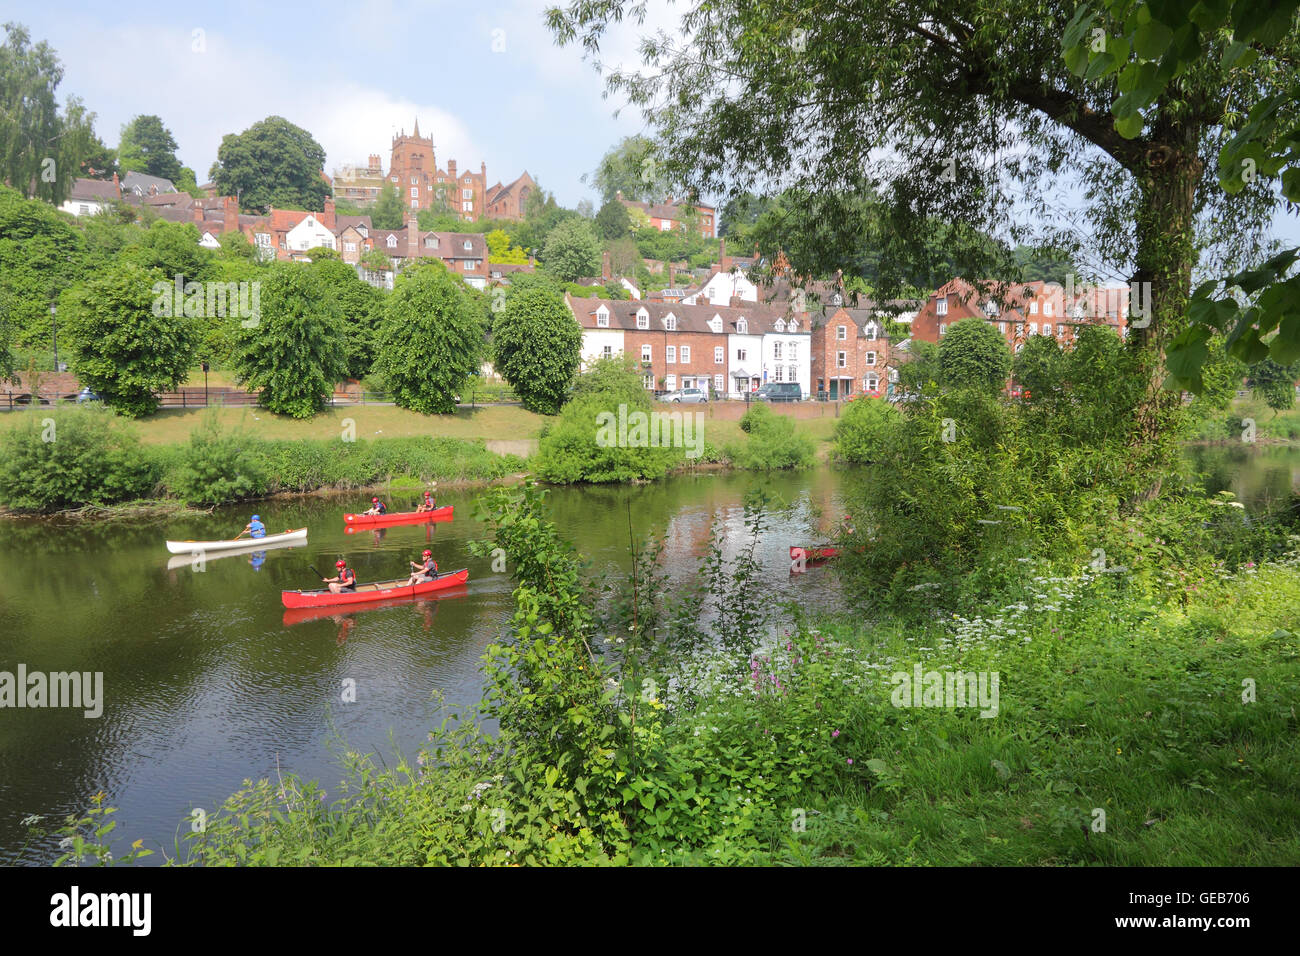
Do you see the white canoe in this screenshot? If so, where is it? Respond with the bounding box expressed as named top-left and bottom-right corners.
top-left (165, 527), bottom-right (308, 554)
top-left (165, 536), bottom-right (306, 570)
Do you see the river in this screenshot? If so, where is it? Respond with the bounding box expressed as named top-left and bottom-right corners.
top-left (0, 468), bottom-right (850, 864)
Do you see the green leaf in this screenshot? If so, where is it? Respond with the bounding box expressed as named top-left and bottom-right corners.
top-left (1133, 19), bottom-right (1174, 58)
top-left (1115, 111), bottom-right (1145, 138)
top-left (865, 758), bottom-right (890, 776)
top-left (638, 791), bottom-right (656, 811)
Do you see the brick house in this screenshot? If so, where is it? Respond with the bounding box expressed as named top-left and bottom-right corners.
top-left (566, 296), bottom-right (811, 397)
top-left (616, 191), bottom-right (716, 238)
top-left (385, 120), bottom-right (487, 221)
top-left (366, 217), bottom-right (489, 288)
top-left (59, 175), bottom-right (122, 217)
top-left (809, 306), bottom-right (901, 400)
top-left (910, 278), bottom-right (1129, 354)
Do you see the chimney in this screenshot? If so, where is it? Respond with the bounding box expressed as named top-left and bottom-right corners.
top-left (323, 197), bottom-right (336, 230)
top-left (448, 159), bottom-right (457, 180)
top-left (720, 238), bottom-right (732, 272)
top-left (111, 172), bottom-right (120, 197)
top-left (730, 295), bottom-right (744, 308)
top-left (667, 262), bottom-right (674, 287)
top-left (481, 162), bottom-right (486, 177)
top-left (224, 196), bottom-right (238, 234)
top-left (407, 216), bottom-right (419, 259)
top-left (601, 250), bottom-right (611, 281)
top-left (192, 204), bottom-right (204, 223)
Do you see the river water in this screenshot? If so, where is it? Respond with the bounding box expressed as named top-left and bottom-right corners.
top-left (0, 468), bottom-right (850, 864)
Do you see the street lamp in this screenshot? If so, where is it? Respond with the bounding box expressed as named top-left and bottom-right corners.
top-left (49, 304), bottom-right (59, 372)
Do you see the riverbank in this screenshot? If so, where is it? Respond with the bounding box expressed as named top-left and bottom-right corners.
top-left (124, 530), bottom-right (1300, 867)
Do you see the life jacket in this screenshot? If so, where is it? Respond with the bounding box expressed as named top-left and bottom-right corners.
top-left (249, 520), bottom-right (266, 538)
top-left (340, 567), bottom-right (356, 586)
top-left (375, 501), bottom-right (387, 514)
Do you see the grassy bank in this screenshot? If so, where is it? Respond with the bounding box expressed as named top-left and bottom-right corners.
top-left (1190, 395), bottom-right (1300, 443)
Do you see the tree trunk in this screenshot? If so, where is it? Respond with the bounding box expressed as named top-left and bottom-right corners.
top-left (1127, 124), bottom-right (1203, 494)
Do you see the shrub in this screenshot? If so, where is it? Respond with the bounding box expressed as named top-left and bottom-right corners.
top-left (164, 416), bottom-right (269, 504)
top-left (534, 392), bottom-right (682, 483)
top-left (833, 396), bottom-right (902, 463)
top-left (726, 403), bottom-right (816, 470)
top-left (0, 406), bottom-right (157, 512)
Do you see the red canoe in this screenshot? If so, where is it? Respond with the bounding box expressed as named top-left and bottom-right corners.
top-left (281, 583), bottom-right (469, 626)
top-left (281, 568), bottom-right (469, 608)
top-left (343, 505), bottom-right (453, 527)
top-left (790, 545), bottom-right (840, 562)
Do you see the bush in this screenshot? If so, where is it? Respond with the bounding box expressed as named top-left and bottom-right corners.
top-left (725, 403), bottom-right (816, 470)
top-left (0, 406), bottom-right (157, 512)
top-left (833, 396), bottom-right (902, 463)
top-left (534, 392), bottom-right (682, 483)
top-left (164, 416), bottom-right (270, 504)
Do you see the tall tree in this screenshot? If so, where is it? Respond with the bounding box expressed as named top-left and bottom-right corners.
top-left (938, 318), bottom-right (1012, 393)
top-left (547, 0), bottom-right (1298, 460)
top-left (0, 23), bottom-right (97, 204)
top-left (371, 182), bottom-right (404, 229)
top-left (593, 198), bottom-right (631, 240)
top-left (60, 262), bottom-right (197, 417)
top-left (584, 134), bottom-right (673, 204)
top-left (233, 263), bottom-right (347, 418)
top-left (0, 184), bottom-right (85, 350)
top-left (541, 218), bottom-right (601, 283)
top-left (210, 116), bottom-right (328, 214)
top-left (117, 114), bottom-right (183, 182)
top-left (373, 263), bottom-right (485, 414)
top-left (492, 283), bottom-right (582, 414)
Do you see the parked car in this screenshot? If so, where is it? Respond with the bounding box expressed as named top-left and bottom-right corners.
top-left (76, 387), bottom-right (101, 404)
top-left (659, 387), bottom-right (709, 404)
top-left (752, 383), bottom-right (802, 402)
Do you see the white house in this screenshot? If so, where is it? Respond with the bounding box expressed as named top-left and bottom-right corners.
top-left (59, 177), bottom-right (120, 217)
top-left (760, 314), bottom-right (812, 397)
top-left (285, 215), bottom-right (337, 253)
top-left (581, 302), bottom-right (627, 367)
top-left (684, 268), bottom-right (759, 307)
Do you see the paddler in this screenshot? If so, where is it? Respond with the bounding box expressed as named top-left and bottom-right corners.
top-left (323, 558), bottom-right (357, 593)
top-left (415, 487), bottom-right (438, 512)
top-left (237, 514), bottom-right (267, 540)
top-left (363, 496), bottom-right (387, 516)
top-left (404, 549), bottom-right (438, 586)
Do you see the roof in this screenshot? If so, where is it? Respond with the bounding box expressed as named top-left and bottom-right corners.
top-left (567, 296), bottom-right (810, 336)
top-left (121, 171), bottom-right (177, 195)
top-left (486, 171), bottom-right (535, 205)
top-left (335, 215), bottom-right (373, 233)
top-left (67, 178), bottom-right (120, 202)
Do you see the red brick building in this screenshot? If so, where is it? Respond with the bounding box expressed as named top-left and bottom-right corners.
top-left (616, 192), bottom-right (716, 239)
top-left (386, 120), bottom-right (487, 221)
top-left (485, 171), bottom-right (537, 221)
top-left (809, 306), bottom-right (899, 400)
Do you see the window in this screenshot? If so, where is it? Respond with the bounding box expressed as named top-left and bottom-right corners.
top-left (255, 233), bottom-right (271, 248)
top-left (775, 319), bottom-right (786, 332)
top-left (596, 307), bottom-right (609, 328)
top-left (464, 177), bottom-right (471, 184)
top-left (667, 346), bottom-right (676, 363)
top-left (641, 344), bottom-right (652, 363)
top-left (1015, 323), bottom-right (1024, 336)
top-left (411, 188), bottom-right (419, 198)
top-left (462, 201), bottom-right (473, 212)
top-left (788, 319), bottom-right (798, 332)
top-left (710, 316), bottom-right (723, 333)
top-left (939, 323), bottom-right (946, 335)
top-left (643, 374), bottom-right (655, 389)
top-left (999, 321), bottom-right (1008, 333)
top-left (714, 346), bottom-right (724, 364)
top-left (775, 366), bottom-right (785, 382)
top-left (737, 348), bottom-right (747, 362)
top-left (680, 345), bottom-right (690, 363)
top-left (391, 176), bottom-right (399, 183)
top-left (664, 314), bottom-right (677, 331)
top-left (463, 240), bottom-right (472, 251)
top-left (788, 365), bottom-right (797, 382)
top-left (602, 345), bottom-right (613, 358)
top-left (665, 374), bottom-right (676, 390)
top-left (424, 237), bottom-right (436, 248)
top-left (837, 325), bottom-right (847, 340)
top-left (865, 321), bottom-right (879, 339)
top-left (789, 343), bottom-right (798, 361)
top-left (386, 235), bottom-right (397, 248)
top-left (78, 204), bottom-right (89, 215)
top-left (936, 297), bottom-right (948, 316)
top-left (1029, 301), bottom-right (1038, 315)
top-left (411, 200), bottom-right (419, 209)
top-left (1028, 322), bottom-right (1037, 335)
top-left (774, 341), bottom-right (784, 360)
top-left (344, 242), bottom-right (356, 252)
top-left (411, 176), bottom-right (418, 185)
top-left (865, 374), bottom-right (878, 391)
top-left (1043, 323), bottom-right (1053, 336)
top-left (736, 318), bottom-right (748, 334)
top-left (836, 351), bottom-right (847, 368)
top-left (714, 374), bottom-right (724, 392)
top-left (636, 310), bottom-right (649, 330)
top-left (865, 351), bottom-right (877, 366)
top-left (463, 188), bottom-right (473, 199)
top-left (1044, 301), bottom-right (1054, 316)
top-left (660, 221), bottom-right (671, 231)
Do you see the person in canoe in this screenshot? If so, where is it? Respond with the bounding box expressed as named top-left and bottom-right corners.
top-left (362, 496), bottom-right (387, 516)
top-left (404, 549), bottom-right (438, 586)
top-left (237, 514), bottom-right (267, 540)
top-left (323, 559), bottom-right (357, 593)
top-left (415, 487), bottom-right (438, 512)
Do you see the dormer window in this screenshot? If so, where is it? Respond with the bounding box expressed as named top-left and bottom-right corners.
top-left (596, 307), bottom-right (609, 328)
top-left (463, 240), bottom-right (472, 251)
top-left (386, 235), bottom-right (397, 248)
top-left (736, 317), bottom-right (748, 334)
top-left (936, 297), bottom-right (948, 316)
top-left (710, 315), bottom-right (723, 333)
top-left (774, 319), bottom-right (786, 332)
top-left (636, 309), bottom-right (649, 330)
top-left (358, 226), bottom-right (367, 237)
top-left (984, 300), bottom-right (998, 316)
top-left (664, 313), bottom-right (677, 331)
top-left (864, 321), bottom-right (879, 339)
top-left (424, 237), bottom-right (437, 248)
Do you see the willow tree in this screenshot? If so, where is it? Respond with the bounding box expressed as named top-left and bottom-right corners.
top-left (547, 0), bottom-right (1297, 466)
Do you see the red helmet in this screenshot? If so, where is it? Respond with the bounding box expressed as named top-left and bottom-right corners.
top-left (371, 497), bottom-right (379, 503)
top-left (335, 559), bottom-right (347, 568)
top-left (422, 549), bottom-right (432, 557)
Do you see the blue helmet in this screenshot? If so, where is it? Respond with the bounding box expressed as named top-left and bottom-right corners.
top-left (252, 515), bottom-right (260, 521)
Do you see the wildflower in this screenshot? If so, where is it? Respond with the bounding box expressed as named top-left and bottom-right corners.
top-left (847, 758), bottom-right (854, 765)
top-left (832, 729), bottom-right (840, 738)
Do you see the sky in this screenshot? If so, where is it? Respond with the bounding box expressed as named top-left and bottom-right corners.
top-left (5, 0), bottom-right (677, 207)
top-left (5, 0), bottom-right (1297, 252)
